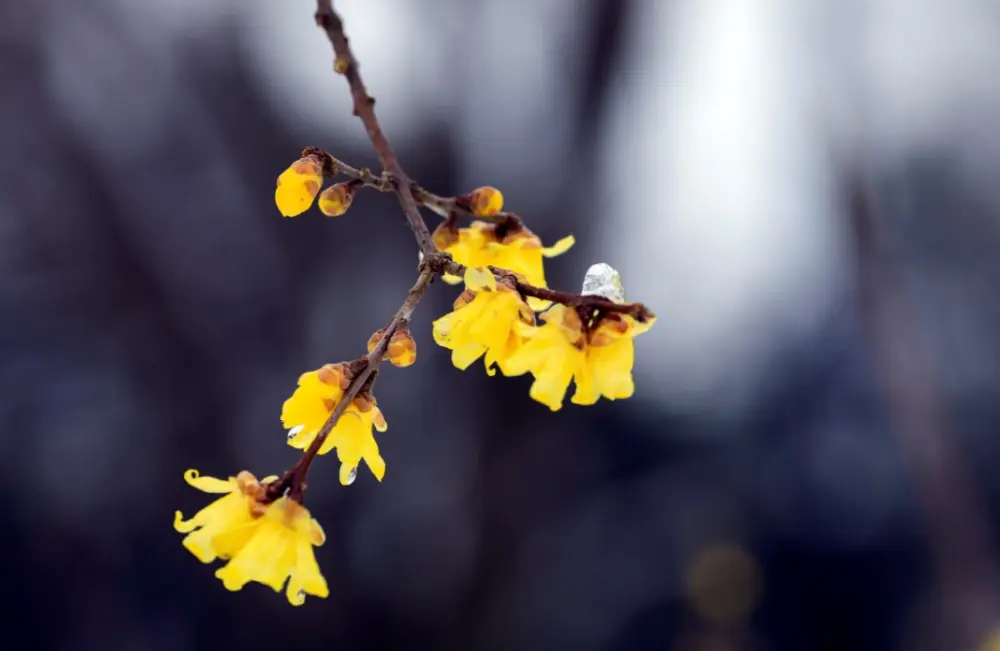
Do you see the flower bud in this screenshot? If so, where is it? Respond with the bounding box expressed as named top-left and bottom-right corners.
top-left (387, 327), bottom-right (417, 368)
top-left (275, 156), bottom-right (323, 217)
top-left (467, 186), bottom-right (503, 218)
top-left (367, 328), bottom-right (387, 355)
top-left (318, 182), bottom-right (356, 217)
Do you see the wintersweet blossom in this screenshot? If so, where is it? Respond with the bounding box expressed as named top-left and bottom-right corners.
top-left (214, 496), bottom-right (329, 606)
top-left (174, 469), bottom-right (270, 563)
top-left (504, 305), bottom-right (656, 411)
top-left (275, 156), bottom-right (323, 217)
top-left (282, 365), bottom-right (387, 483)
top-left (432, 267), bottom-right (535, 376)
top-left (433, 221), bottom-right (574, 309)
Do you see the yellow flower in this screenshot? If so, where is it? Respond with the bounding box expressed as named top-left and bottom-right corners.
top-left (174, 469), bottom-right (272, 563)
top-left (432, 266), bottom-right (535, 376)
top-left (214, 496), bottom-right (329, 606)
top-left (433, 221), bottom-right (574, 310)
top-left (504, 305), bottom-right (656, 411)
top-left (282, 365), bottom-right (387, 483)
top-left (275, 156), bottom-right (323, 217)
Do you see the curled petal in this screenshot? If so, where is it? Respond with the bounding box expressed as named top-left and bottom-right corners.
top-left (183, 469), bottom-right (234, 494)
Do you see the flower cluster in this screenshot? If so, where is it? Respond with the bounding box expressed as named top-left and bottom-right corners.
top-left (434, 266), bottom-right (655, 411)
top-left (178, 5), bottom-right (656, 605)
top-left (174, 470), bottom-right (328, 605)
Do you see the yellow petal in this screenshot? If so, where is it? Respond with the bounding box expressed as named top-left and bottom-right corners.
top-left (365, 446), bottom-right (386, 482)
top-left (570, 360), bottom-right (600, 406)
top-left (542, 234), bottom-right (575, 258)
top-left (285, 537), bottom-right (329, 605)
top-left (464, 266), bottom-right (497, 292)
top-left (212, 521), bottom-right (262, 560)
top-left (173, 510), bottom-right (197, 534)
top-left (372, 407), bottom-right (388, 432)
top-left (451, 342), bottom-right (487, 370)
top-left (442, 273), bottom-right (463, 285)
top-left (183, 469), bottom-right (234, 494)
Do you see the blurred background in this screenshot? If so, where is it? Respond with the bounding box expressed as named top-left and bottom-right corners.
top-left (3, 0), bottom-right (1000, 649)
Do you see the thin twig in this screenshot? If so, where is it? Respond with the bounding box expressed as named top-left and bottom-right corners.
top-left (268, 0), bottom-right (654, 501)
top-left (302, 147), bottom-right (521, 226)
top-left (266, 264), bottom-right (438, 501)
top-left (304, 144), bottom-right (652, 319)
top-left (313, 0), bottom-right (437, 255)
top-left (848, 172), bottom-right (998, 648)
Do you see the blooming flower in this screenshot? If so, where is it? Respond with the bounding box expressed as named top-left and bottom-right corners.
top-left (275, 156), bottom-right (323, 217)
top-left (504, 305), bottom-right (656, 411)
top-left (174, 469), bottom-right (271, 563)
top-left (214, 496), bottom-right (329, 606)
top-left (432, 266), bottom-right (535, 376)
top-left (433, 221), bottom-right (574, 310)
top-left (282, 364), bottom-right (387, 483)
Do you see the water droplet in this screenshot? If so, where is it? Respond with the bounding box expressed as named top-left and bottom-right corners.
top-left (581, 262), bottom-right (626, 303)
top-left (340, 463), bottom-right (358, 486)
top-left (287, 424), bottom-right (304, 441)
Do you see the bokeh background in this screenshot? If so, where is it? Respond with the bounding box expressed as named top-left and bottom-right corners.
top-left (4, 0), bottom-right (1000, 649)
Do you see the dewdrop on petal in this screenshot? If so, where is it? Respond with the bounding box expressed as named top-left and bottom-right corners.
top-left (275, 156), bottom-right (323, 217)
top-left (340, 463), bottom-right (358, 486)
top-left (318, 182), bottom-right (356, 217)
top-left (581, 263), bottom-right (626, 304)
top-left (467, 186), bottom-right (504, 218)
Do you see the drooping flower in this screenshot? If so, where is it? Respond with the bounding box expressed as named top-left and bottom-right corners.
top-left (282, 364), bottom-right (387, 483)
top-left (275, 156), bottom-right (323, 217)
top-left (504, 305), bottom-right (656, 411)
top-left (433, 221), bottom-right (574, 309)
top-left (214, 496), bottom-right (329, 606)
top-left (173, 469), bottom-right (272, 563)
top-left (432, 266), bottom-right (535, 376)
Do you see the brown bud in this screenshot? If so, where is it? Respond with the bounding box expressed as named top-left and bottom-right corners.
top-left (367, 327), bottom-right (388, 354)
top-left (318, 181), bottom-right (356, 217)
top-left (316, 363), bottom-right (346, 387)
top-left (387, 326), bottom-right (417, 368)
top-left (467, 186), bottom-right (504, 218)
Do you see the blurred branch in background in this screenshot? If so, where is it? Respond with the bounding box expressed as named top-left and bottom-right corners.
top-left (847, 171), bottom-right (998, 650)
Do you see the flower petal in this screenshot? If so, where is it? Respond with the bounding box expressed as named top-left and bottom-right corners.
top-left (183, 469), bottom-right (234, 494)
top-left (464, 266), bottom-right (497, 292)
top-left (542, 234), bottom-right (575, 257)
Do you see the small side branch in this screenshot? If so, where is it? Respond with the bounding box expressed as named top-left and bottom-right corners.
top-left (266, 265), bottom-right (437, 501)
top-left (313, 0), bottom-right (437, 256)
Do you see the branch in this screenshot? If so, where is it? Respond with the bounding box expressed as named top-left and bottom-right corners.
top-left (301, 145), bottom-right (653, 320)
top-left (313, 0), bottom-right (437, 255)
top-left (302, 147), bottom-right (523, 228)
top-left (848, 172), bottom-right (998, 648)
top-left (266, 264), bottom-right (437, 501)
